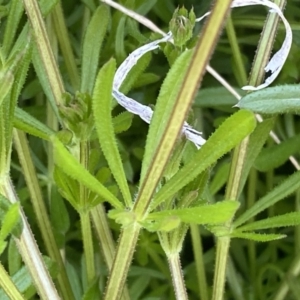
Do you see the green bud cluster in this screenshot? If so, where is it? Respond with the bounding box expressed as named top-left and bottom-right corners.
top-left (58, 92), bottom-right (94, 141)
top-left (169, 6), bottom-right (196, 48)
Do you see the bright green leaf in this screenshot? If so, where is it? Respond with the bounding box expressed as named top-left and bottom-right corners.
top-left (0, 203), bottom-right (20, 241)
top-left (236, 212), bottom-right (300, 232)
top-left (52, 136), bottom-right (123, 209)
top-left (151, 109), bottom-right (256, 209)
top-left (147, 201), bottom-right (239, 225)
top-left (140, 49), bottom-right (193, 183)
top-left (93, 58), bottom-right (132, 207)
top-left (230, 231), bottom-right (286, 242)
top-left (81, 4), bottom-right (110, 93)
top-left (14, 108), bottom-right (54, 141)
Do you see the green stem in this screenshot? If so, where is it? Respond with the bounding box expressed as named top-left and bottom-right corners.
top-left (90, 205), bottom-right (130, 300)
top-left (0, 177), bottom-right (60, 300)
top-left (168, 254), bottom-right (188, 300)
top-left (13, 129), bottom-right (75, 300)
top-left (225, 16), bottom-right (247, 86)
top-left (212, 237), bottom-right (231, 300)
top-left (52, 2), bottom-right (80, 91)
top-left (104, 225), bottom-right (141, 300)
top-left (80, 211), bottom-right (95, 284)
top-left (247, 169), bottom-right (257, 289)
top-left (190, 224), bottom-right (208, 300)
top-left (212, 0), bottom-right (286, 298)
top-left (79, 141), bottom-right (95, 285)
top-left (0, 262), bottom-right (25, 300)
top-left (22, 0), bottom-right (65, 106)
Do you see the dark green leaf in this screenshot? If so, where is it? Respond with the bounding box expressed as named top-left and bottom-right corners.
top-left (236, 212), bottom-right (300, 231)
top-left (238, 84), bottom-right (300, 115)
top-left (233, 171), bottom-right (300, 228)
top-left (255, 134), bottom-right (300, 171)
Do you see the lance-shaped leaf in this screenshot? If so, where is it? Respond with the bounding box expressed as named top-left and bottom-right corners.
top-left (255, 134), bottom-right (300, 172)
top-left (230, 231), bottom-right (285, 242)
top-left (151, 109), bottom-right (256, 210)
top-left (233, 171), bottom-right (300, 228)
top-left (93, 58), bottom-right (132, 207)
top-left (52, 137), bottom-right (123, 209)
top-left (14, 108), bottom-right (54, 141)
top-left (81, 4), bottom-right (110, 94)
top-left (237, 85), bottom-right (300, 115)
top-left (236, 212), bottom-right (300, 232)
top-left (147, 200), bottom-right (239, 225)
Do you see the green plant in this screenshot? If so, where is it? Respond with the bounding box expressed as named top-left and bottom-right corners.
top-left (0, 0), bottom-right (300, 299)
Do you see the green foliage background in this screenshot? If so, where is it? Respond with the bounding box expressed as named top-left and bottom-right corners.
top-left (0, 0), bottom-right (300, 299)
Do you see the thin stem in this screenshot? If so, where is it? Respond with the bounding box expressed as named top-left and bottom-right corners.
top-left (104, 225), bottom-right (141, 300)
top-left (225, 16), bottom-right (248, 86)
top-left (22, 0), bottom-right (65, 106)
top-left (79, 141), bottom-right (95, 285)
top-left (0, 262), bottom-right (25, 300)
top-left (247, 169), bottom-right (257, 290)
top-left (80, 211), bottom-right (95, 284)
top-left (0, 177), bottom-right (60, 300)
top-left (168, 254), bottom-right (188, 300)
top-left (213, 1), bottom-right (287, 297)
top-left (52, 2), bottom-right (80, 91)
top-left (212, 238), bottom-right (231, 300)
top-left (13, 129), bottom-right (75, 300)
top-left (190, 224), bottom-right (208, 300)
top-left (90, 205), bottom-right (130, 300)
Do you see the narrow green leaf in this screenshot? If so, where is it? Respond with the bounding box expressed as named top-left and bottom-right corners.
top-left (14, 108), bottom-right (54, 140)
top-left (238, 84), bottom-right (300, 115)
top-left (140, 49), bottom-right (193, 183)
top-left (255, 134), bottom-right (300, 171)
top-left (237, 117), bottom-right (275, 196)
top-left (53, 167), bottom-right (80, 211)
top-left (0, 70), bottom-right (14, 107)
top-left (236, 212), bottom-right (300, 232)
top-left (230, 231), bottom-right (286, 242)
top-left (52, 137), bottom-right (123, 209)
top-left (0, 203), bottom-right (20, 241)
top-left (115, 16), bottom-right (127, 63)
top-left (233, 171), bottom-right (300, 228)
top-left (112, 112), bottom-right (133, 134)
top-left (81, 4), bottom-right (110, 93)
top-left (2, 0), bottom-right (24, 57)
top-left (32, 45), bottom-right (59, 119)
top-left (151, 110), bottom-right (256, 209)
top-left (147, 201), bottom-right (239, 225)
top-left (93, 58), bottom-right (132, 207)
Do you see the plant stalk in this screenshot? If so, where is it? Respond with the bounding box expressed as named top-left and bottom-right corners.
top-left (168, 254), bottom-right (188, 300)
top-left (0, 177), bottom-right (60, 300)
top-left (13, 129), bottom-right (74, 300)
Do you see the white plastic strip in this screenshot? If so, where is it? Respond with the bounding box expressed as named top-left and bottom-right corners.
top-left (112, 0), bottom-right (291, 148)
top-left (196, 0), bottom-right (292, 91)
top-left (112, 33), bottom-right (206, 149)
